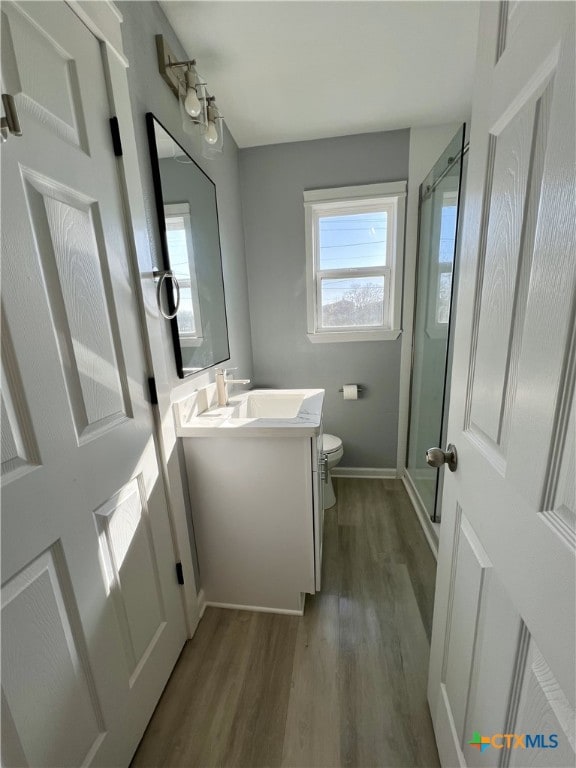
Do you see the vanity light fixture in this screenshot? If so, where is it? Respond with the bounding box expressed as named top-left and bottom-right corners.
top-left (155, 34), bottom-right (224, 154)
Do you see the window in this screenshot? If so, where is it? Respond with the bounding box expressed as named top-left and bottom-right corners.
top-left (164, 203), bottom-right (203, 346)
top-left (304, 182), bottom-right (406, 342)
top-left (426, 189), bottom-right (458, 338)
top-left (435, 191), bottom-right (458, 325)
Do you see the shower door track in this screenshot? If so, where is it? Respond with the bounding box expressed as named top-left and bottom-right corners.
top-left (420, 142), bottom-right (469, 203)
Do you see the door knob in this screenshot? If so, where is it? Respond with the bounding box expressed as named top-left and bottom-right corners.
top-left (426, 444), bottom-right (458, 472)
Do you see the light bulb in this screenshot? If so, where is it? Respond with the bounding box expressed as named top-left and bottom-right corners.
top-left (204, 120), bottom-right (218, 145)
top-left (184, 86), bottom-right (201, 118)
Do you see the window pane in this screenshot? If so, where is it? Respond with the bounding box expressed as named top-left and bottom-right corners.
top-left (165, 215), bottom-right (199, 335)
top-left (165, 218), bottom-right (190, 279)
top-left (438, 203), bottom-right (457, 264)
top-left (436, 271), bottom-right (452, 324)
top-left (321, 276), bottom-right (385, 328)
top-left (319, 211), bottom-right (387, 269)
top-left (178, 288), bottom-right (196, 334)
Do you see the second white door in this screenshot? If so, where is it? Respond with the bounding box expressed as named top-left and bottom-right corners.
top-left (1, 2), bottom-right (187, 765)
top-left (428, 2), bottom-right (575, 767)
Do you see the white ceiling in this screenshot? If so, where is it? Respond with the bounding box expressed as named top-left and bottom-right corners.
top-left (160, 1), bottom-right (480, 148)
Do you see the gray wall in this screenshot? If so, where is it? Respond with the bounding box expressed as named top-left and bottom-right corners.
top-left (118, 1), bottom-right (253, 389)
top-left (239, 131), bottom-right (410, 468)
top-left (118, 2), bottom-right (253, 587)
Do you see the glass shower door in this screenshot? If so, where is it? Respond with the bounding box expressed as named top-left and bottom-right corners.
top-left (406, 127), bottom-right (466, 522)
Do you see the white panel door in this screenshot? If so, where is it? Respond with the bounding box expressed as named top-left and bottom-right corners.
top-left (1, 2), bottom-right (186, 765)
top-left (428, 2), bottom-right (575, 767)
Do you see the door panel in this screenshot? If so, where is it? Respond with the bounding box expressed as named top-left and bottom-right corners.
top-left (1, 2), bottom-right (186, 765)
top-left (509, 640), bottom-right (575, 768)
top-left (94, 476), bottom-right (167, 682)
top-left (2, 545), bottom-right (106, 768)
top-left (468, 79), bottom-right (547, 453)
top-left (21, 169), bottom-right (132, 440)
top-left (1, 2), bottom-right (89, 151)
top-left (461, 574), bottom-right (520, 768)
top-left (1, 323), bottom-right (41, 482)
top-left (442, 512), bottom-right (491, 743)
top-left (429, 2), bottom-right (575, 766)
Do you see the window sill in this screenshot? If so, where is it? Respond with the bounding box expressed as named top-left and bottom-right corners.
top-left (180, 337), bottom-right (204, 348)
top-left (307, 329), bottom-right (402, 343)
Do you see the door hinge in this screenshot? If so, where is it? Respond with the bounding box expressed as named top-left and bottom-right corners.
top-left (147, 376), bottom-right (158, 405)
top-left (175, 562), bottom-right (184, 585)
top-left (109, 117), bottom-right (123, 156)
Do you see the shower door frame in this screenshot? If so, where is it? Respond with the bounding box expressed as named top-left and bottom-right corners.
top-left (405, 128), bottom-right (467, 523)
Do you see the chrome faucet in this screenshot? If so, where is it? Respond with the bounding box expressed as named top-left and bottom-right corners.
top-left (215, 367), bottom-right (251, 406)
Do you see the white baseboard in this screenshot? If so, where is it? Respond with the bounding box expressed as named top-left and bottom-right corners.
top-left (197, 588), bottom-right (207, 619)
top-left (402, 471), bottom-right (439, 559)
top-left (204, 599), bottom-right (305, 616)
top-left (331, 466), bottom-right (398, 479)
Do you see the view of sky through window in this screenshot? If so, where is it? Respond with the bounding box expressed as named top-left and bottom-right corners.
top-left (319, 211), bottom-right (387, 313)
top-left (317, 210), bottom-right (389, 327)
top-left (439, 204), bottom-right (457, 263)
top-left (436, 202), bottom-right (457, 324)
top-left (319, 211), bottom-right (387, 270)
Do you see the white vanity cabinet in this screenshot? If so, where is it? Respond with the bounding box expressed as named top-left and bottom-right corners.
top-left (174, 384), bottom-right (325, 614)
top-left (183, 432), bottom-right (323, 614)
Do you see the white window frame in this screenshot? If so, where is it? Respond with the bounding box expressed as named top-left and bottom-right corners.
top-left (164, 203), bottom-right (204, 347)
top-left (304, 181), bottom-right (406, 343)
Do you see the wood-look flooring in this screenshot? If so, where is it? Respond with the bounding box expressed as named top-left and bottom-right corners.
top-left (131, 479), bottom-right (440, 768)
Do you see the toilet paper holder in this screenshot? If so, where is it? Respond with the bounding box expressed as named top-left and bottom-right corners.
top-left (338, 385), bottom-right (364, 397)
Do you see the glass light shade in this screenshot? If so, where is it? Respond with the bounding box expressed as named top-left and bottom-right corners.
top-left (202, 117), bottom-right (224, 159)
top-left (204, 120), bottom-right (218, 145)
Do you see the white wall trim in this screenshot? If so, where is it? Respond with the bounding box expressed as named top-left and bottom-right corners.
top-left (307, 329), bottom-right (401, 343)
top-left (66, 0), bottom-right (201, 638)
top-left (204, 601), bottom-right (305, 617)
top-left (332, 466), bottom-right (398, 479)
top-left (303, 180), bottom-right (407, 202)
top-left (304, 181), bottom-right (407, 344)
top-left (65, 1), bottom-right (127, 65)
top-left (197, 588), bottom-right (207, 619)
top-left (402, 471), bottom-right (439, 559)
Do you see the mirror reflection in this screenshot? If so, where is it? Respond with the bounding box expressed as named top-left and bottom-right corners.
top-left (146, 113), bottom-right (230, 377)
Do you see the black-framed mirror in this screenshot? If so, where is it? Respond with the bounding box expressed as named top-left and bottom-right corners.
top-left (146, 113), bottom-right (230, 378)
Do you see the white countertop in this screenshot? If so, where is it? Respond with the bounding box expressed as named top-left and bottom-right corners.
top-left (174, 388), bottom-right (324, 438)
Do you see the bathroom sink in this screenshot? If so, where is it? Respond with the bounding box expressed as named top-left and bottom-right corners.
top-left (174, 388), bottom-right (324, 437)
top-left (240, 391), bottom-right (306, 419)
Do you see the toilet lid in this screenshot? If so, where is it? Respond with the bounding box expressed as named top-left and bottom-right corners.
top-left (323, 434), bottom-right (342, 453)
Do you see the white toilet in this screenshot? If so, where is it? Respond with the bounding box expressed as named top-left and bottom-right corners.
top-left (322, 433), bottom-right (344, 509)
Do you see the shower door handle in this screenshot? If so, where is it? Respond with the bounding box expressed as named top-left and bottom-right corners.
top-left (426, 444), bottom-right (458, 472)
